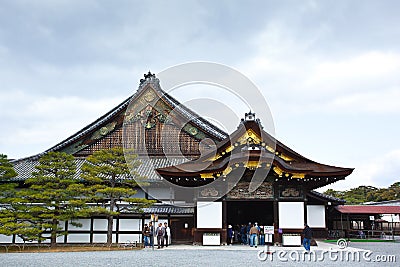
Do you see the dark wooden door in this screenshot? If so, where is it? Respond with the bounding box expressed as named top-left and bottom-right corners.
top-left (170, 216), bottom-right (194, 244)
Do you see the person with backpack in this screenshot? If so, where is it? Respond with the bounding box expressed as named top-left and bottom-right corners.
top-left (155, 222), bottom-right (165, 249)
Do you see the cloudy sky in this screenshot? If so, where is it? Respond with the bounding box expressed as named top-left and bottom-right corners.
top-left (0, 0), bottom-right (399, 191)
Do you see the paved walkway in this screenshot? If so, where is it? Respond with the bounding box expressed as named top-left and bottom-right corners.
top-left (152, 240), bottom-right (367, 252)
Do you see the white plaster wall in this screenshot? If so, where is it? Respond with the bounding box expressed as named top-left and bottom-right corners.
top-left (119, 219), bottom-right (141, 231)
top-left (0, 235), bottom-right (12, 243)
top-left (197, 202), bottom-right (222, 228)
top-left (279, 202), bottom-right (304, 229)
top-left (93, 219), bottom-right (117, 231)
top-left (118, 234), bottom-right (140, 243)
top-left (69, 219), bottom-right (91, 230)
top-left (307, 205), bottom-right (326, 228)
top-left (68, 234), bottom-right (90, 243)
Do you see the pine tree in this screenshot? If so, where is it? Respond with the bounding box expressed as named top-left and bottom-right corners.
top-left (81, 147), bottom-right (154, 247)
top-left (0, 154), bottom-right (17, 179)
top-left (0, 154), bottom-right (41, 243)
top-left (23, 152), bottom-right (89, 247)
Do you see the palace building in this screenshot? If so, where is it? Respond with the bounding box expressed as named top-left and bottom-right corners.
top-left (3, 72), bottom-right (356, 246)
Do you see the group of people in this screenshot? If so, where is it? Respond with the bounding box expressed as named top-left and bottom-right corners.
top-left (228, 223), bottom-right (313, 252)
top-left (228, 222), bottom-right (267, 247)
top-left (142, 221), bottom-right (171, 249)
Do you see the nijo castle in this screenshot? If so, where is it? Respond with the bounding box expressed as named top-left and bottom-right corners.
top-left (2, 72), bottom-right (399, 246)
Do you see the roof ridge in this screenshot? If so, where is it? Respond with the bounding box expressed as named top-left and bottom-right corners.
top-left (12, 72), bottom-right (228, 162)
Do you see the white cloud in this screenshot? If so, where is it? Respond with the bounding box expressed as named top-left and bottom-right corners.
top-left (303, 51), bottom-right (400, 93)
top-left (328, 87), bottom-right (400, 113)
top-left (0, 91), bottom-right (125, 158)
top-left (321, 149), bottom-right (400, 191)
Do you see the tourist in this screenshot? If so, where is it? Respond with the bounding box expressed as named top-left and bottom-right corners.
top-left (149, 221), bottom-right (154, 247)
top-left (249, 223), bottom-right (259, 247)
top-left (246, 222), bottom-right (252, 245)
top-left (155, 222), bottom-right (165, 249)
top-left (302, 224), bottom-right (312, 252)
top-left (164, 222), bottom-right (171, 247)
top-left (142, 223), bottom-right (150, 248)
top-left (227, 225), bottom-right (234, 245)
top-left (240, 224), bottom-right (246, 244)
top-left (259, 225), bottom-right (265, 245)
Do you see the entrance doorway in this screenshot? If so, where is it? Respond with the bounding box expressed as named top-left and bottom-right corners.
top-left (169, 216), bottom-right (194, 244)
top-left (226, 201), bottom-right (274, 226)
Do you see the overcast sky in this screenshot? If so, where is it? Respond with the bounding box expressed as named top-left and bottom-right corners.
top-left (0, 0), bottom-right (399, 191)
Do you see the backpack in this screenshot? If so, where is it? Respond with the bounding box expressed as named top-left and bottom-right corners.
top-left (157, 227), bottom-right (164, 236)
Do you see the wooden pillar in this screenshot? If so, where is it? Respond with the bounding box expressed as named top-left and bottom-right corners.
top-left (116, 215), bottom-right (120, 244)
top-left (222, 199), bottom-right (227, 229)
top-left (64, 221), bottom-right (68, 243)
top-left (222, 199), bottom-right (227, 246)
top-left (273, 200), bottom-right (279, 243)
top-left (90, 217), bottom-right (94, 244)
top-left (304, 200), bottom-right (308, 225)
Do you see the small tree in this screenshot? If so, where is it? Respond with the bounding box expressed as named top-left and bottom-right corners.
top-left (23, 152), bottom-right (89, 247)
top-left (0, 154), bottom-right (17, 179)
top-left (0, 154), bottom-right (41, 244)
top-left (81, 147), bottom-right (154, 247)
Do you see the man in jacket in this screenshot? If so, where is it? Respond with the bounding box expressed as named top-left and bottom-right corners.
top-left (302, 224), bottom-right (312, 252)
top-left (249, 224), bottom-right (259, 248)
top-left (155, 222), bottom-right (165, 249)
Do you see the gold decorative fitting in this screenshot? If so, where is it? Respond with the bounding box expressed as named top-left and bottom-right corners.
top-left (279, 153), bottom-right (294, 162)
top-left (285, 173), bottom-right (290, 177)
top-left (144, 91), bottom-right (156, 102)
top-left (266, 146), bottom-right (275, 153)
top-left (200, 173), bottom-right (215, 179)
top-left (221, 151), bottom-right (225, 155)
top-left (273, 166), bottom-right (283, 176)
top-left (222, 166), bottom-right (233, 176)
top-left (225, 145), bottom-right (234, 153)
top-left (237, 129), bottom-right (262, 145)
top-left (245, 161), bottom-right (261, 169)
top-left (291, 173), bottom-right (306, 179)
top-left (207, 154), bottom-right (222, 161)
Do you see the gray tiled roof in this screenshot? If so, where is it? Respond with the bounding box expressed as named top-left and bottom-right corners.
top-left (309, 190), bottom-right (345, 204)
top-left (10, 156), bottom-right (188, 182)
top-left (143, 204), bottom-right (194, 214)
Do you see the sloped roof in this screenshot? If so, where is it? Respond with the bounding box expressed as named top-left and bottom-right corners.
top-left (143, 203), bottom-right (194, 214)
top-left (308, 190), bottom-right (346, 204)
top-left (157, 113), bottom-right (353, 188)
top-left (10, 156), bottom-right (188, 182)
top-left (11, 72), bottom-right (227, 164)
top-left (335, 205), bottom-right (400, 214)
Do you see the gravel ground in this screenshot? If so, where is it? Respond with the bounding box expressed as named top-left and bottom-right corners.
top-left (1, 242), bottom-right (398, 267)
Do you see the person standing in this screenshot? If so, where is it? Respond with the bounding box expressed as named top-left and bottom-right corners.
top-left (302, 224), bottom-right (312, 252)
top-left (246, 222), bottom-right (252, 245)
top-left (142, 223), bottom-right (150, 248)
top-left (155, 222), bottom-right (165, 249)
top-left (164, 222), bottom-right (171, 247)
top-left (148, 221), bottom-right (154, 247)
top-left (227, 225), bottom-right (234, 245)
top-left (249, 223), bottom-right (259, 248)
